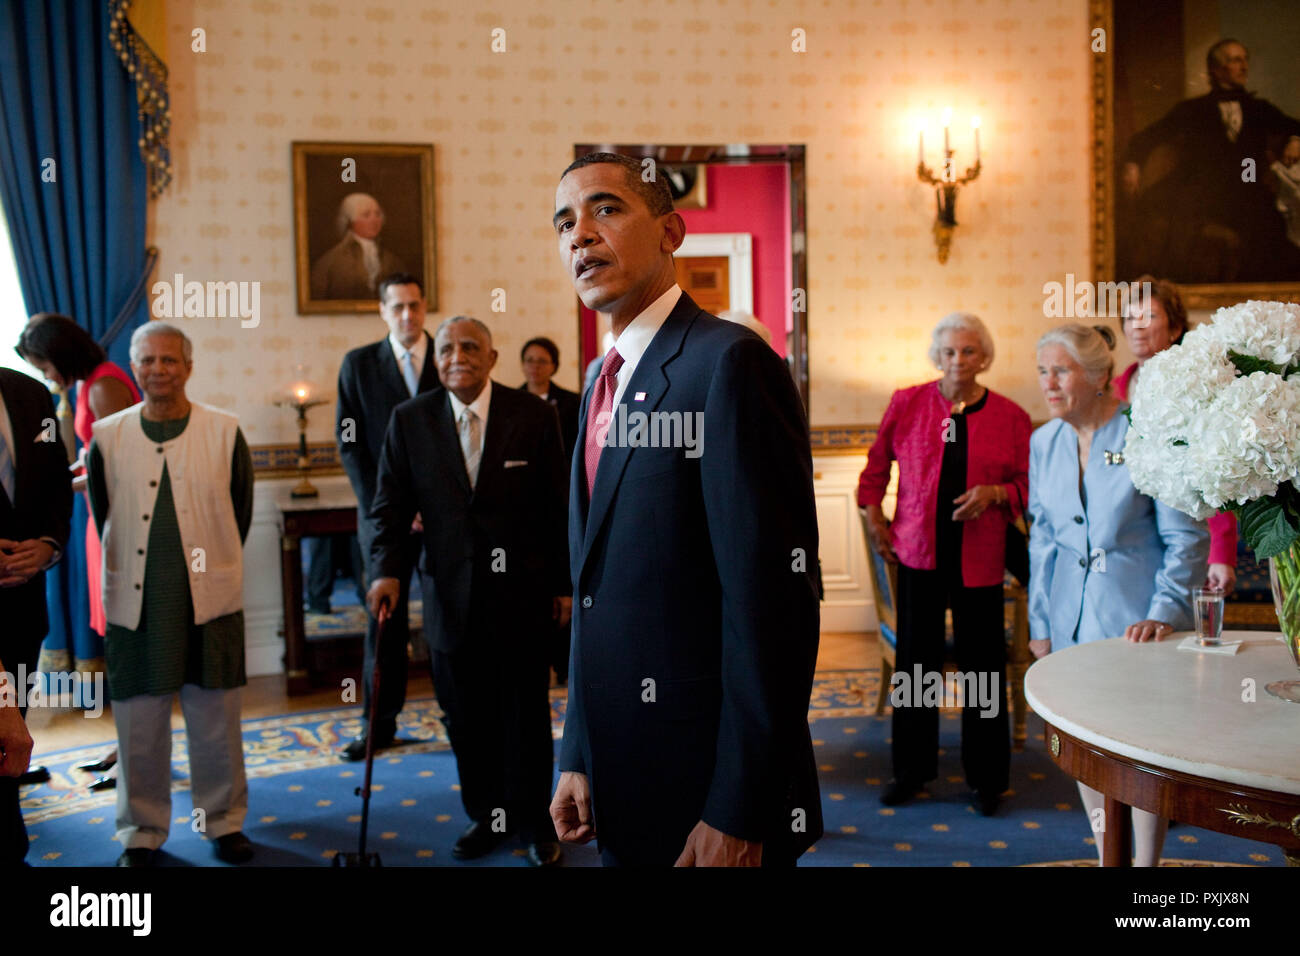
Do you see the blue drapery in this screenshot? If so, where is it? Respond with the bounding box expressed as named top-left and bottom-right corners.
top-left (0, 1), bottom-right (150, 672)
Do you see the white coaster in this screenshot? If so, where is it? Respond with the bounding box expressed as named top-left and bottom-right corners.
top-left (1176, 635), bottom-right (1243, 655)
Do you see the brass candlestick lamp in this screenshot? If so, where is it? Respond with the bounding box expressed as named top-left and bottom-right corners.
top-left (917, 108), bottom-right (982, 264)
top-left (275, 378), bottom-right (328, 498)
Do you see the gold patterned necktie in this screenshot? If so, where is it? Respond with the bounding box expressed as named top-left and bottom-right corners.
top-left (460, 408), bottom-right (482, 489)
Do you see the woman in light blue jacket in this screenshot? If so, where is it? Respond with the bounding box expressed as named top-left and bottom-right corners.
top-left (1028, 323), bottom-right (1209, 866)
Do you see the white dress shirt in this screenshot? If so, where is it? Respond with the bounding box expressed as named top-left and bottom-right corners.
top-left (389, 332), bottom-right (427, 393)
top-left (1218, 100), bottom-right (1243, 142)
top-left (354, 233), bottom-right (382, 287)
top-left (447, 378), bottom-right (492, 448)
top-left (610, 284), bottom-right (682, 409)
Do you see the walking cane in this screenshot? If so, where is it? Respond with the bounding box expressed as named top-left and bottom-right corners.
top-left (332, 599), bottom-right (390, 867)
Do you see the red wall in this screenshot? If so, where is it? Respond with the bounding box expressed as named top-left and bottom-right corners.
top-left (679, 163), bottom-right (790, 356)
top-left (580, 162), bottom-right (792, 366)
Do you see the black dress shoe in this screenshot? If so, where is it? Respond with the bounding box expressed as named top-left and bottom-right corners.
top-left (973, 790), bottom-right (1001, 817)
top-left (88, 774), bottom-right (117, 792)
top-left (213, 831), bottom-right (254, 864)
top-left (74, 753), bottom-right (117, 774)
top-left (526, 841), bottom-right (562, 867)
top-left (452, 820), bottom-right (513, 860)
top-left (17, 765), bottom-right (50, 786)
top-left (116, 848), bottom-right (155, 867)
top-left (339, 732), bottom-right (395, 762)
top-left (880, 779), bottom-right (921, 806)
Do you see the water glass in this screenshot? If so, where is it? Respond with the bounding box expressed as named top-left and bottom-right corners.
top-left (1193, 587), bottom-right (1225, 647)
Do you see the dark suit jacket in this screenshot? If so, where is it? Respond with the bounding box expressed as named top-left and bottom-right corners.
top-left (369, 382), bottom-right (569, 653)
top-left (560, 292), bottom-right (823, 865)
top-left (0, 369), bottom-right (73, 663)
top-left (336, 332), bottom-right (439, 523)
top-left (519, 381), bottom-right (581, 461)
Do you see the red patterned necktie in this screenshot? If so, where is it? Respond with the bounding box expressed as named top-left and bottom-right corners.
top-left (584, 347), bottom-right (624, 499)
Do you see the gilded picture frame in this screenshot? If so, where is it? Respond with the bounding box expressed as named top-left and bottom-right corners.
top-left (1091, 0), bottom-right (1300, 307)
top-left (292, 141), bottom-right (437, 314)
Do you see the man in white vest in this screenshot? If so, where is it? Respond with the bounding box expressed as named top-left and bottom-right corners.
top-left (86, 322), bottom-right (255, 867)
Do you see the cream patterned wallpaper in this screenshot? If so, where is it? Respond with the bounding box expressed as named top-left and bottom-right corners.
top-left (152, 0), bottom-right (1103, 445)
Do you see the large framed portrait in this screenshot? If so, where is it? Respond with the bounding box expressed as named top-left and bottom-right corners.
top-left (292, 142), bottom-right (436, 314)
top-left (1092, 0), bottom-right (1300, 307)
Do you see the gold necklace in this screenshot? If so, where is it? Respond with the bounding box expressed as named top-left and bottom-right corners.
top-left (942, 383), bottom-right (983, 415)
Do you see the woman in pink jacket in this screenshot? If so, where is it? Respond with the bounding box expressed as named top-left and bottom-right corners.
top-left (858, 312), bottom-right (1031, 815)
top-left (1118, 275), bottom-right (1237, 592)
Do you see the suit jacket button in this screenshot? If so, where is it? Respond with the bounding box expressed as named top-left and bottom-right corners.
top-left (149, 480), bottom-right (158, 488)
top-left (1078, 557), bottom-right (1086, 568)
top-left (1073, 515), bottom-right (1084, 524)
top-left (157, 447), bottom-right (164, 453)
top-left (142, 514), bottom-right (149, 521)
top-left (137, 549), bottom-right (145, 555)
top-left (582, 596), bottom-right (593, 608)
top-left (134, 583), bottom-right (141, 590)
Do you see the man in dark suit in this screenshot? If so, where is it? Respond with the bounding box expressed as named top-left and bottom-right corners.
top-left (1121, 38), bottom-right (1300, 282)
top-left (335, 273), bottom-right (438, 760)
top-left (0, 367), bottom-right (73, 863)
top-left (548, 153), bottom-right (823, 867)
top-left (367, 316), bottom-right (570, 867)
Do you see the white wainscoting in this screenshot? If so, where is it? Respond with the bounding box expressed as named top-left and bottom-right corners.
top-left (247, 463), bottom-right (891, 671)
top-left (814, 453), bottom-right (896, 634)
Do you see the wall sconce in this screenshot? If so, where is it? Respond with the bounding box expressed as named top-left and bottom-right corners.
top-left (917, 108), bottom-right (981, 264)
top-left (274, 377), bottom-right (328, 499)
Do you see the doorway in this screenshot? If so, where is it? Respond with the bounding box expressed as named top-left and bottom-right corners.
top-left (571, 144), bottom-right (809, 413)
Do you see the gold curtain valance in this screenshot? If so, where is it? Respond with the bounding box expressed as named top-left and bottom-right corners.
top-left (108, 0), bottom-right (171, 198)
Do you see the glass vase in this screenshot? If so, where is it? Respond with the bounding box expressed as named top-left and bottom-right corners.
top-left (1267, 540), bottom-right (1300, 703)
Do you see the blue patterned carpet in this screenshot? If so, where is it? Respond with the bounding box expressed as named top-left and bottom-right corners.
top-left (20, 669), bottom-right (1283, 866)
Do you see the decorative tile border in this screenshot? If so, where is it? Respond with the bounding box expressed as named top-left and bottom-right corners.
top-left (809, 425), bottom-right (877, 455)
top-left (250, 442), bottom-right (344, 477)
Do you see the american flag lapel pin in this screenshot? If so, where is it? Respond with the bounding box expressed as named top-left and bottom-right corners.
top-left (634, 391), bottom-right (646, 401)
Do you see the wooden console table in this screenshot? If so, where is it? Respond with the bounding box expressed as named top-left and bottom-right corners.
top-left (1025, 633), bottom-right (1299, 866)
top-left (275, 485), bottom-right (359, 695)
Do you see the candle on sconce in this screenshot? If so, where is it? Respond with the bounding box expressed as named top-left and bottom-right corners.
top-left (914, 107), bottom-right (982, 264)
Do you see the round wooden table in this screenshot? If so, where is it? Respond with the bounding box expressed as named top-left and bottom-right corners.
top-left (1024, 632), bottom-right (1300, 867)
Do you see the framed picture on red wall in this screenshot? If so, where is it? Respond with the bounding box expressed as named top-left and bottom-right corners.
top-left (662, 164), bottom-right (708, 209)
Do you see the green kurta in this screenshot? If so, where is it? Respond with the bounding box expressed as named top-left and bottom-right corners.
top-left (87, 414), bottom-right (254, 701)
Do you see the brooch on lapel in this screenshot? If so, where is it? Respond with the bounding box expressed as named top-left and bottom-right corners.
top-left (1103, 450), bottom-right (1124, 465)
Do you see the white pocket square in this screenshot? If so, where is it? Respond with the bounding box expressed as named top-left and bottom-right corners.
top-left (503, 460), bottom-right (529, 469)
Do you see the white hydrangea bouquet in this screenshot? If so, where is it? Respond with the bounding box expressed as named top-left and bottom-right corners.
top-left (1123, 300), bottom-right (1300, 687)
